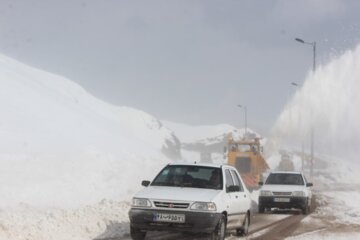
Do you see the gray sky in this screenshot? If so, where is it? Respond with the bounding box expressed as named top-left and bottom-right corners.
top-left (1, 0), bottom-right (360, 134)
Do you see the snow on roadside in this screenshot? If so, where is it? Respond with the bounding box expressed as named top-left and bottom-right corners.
top-left (0, 200), bottom-right (130, 240)
top-left (286, 231), bottom-right (360, 240)
top-left (0, 52), bottom-right (177, 209)
top-left (315, 190), bottom-right (360, 225)
top-left (0, 52), bottom-right (177, 239)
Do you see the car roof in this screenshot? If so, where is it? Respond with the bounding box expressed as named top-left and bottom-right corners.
top-left (269, 171), bottom-right (303, 175)
top-left (168, 162), bottom-right (225, 168)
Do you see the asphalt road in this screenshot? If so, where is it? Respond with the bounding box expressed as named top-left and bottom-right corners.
top-left (96, 210), bottom-right (304, 240)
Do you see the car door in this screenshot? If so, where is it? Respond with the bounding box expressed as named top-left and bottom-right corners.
top-left (224, 168), bottom-right (242, 228)
top-left (230, 169), bottom-right (249, 227)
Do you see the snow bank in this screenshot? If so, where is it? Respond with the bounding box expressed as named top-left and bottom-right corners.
top-left (286, 231), bottom-right (360, 240)
top-left (0, 200), bottom-right (130, 240)
top-left (317, 190), bottom-right (360, 225)
top-left (0, 53), bottom-right (176, 209)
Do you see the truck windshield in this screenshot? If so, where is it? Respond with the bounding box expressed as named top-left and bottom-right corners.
top-left (151, 165), bottom-right (223, 190)
top-left (265, 173), bottom-right (304, 185)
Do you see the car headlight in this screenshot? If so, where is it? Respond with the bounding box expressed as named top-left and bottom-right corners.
top-left (132, 198), bottom-right (152, 208)
top-left (190, 202), bottom-right (216, 211)
top-left (259, 190), bottom-right (272, 196)
top-left (292, 191), bottom-right (305, 197)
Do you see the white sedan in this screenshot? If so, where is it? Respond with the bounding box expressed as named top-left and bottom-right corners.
top-left (128, 162), bottom-right (252, 240)
top-left (258, 171), bottom-right (313, 214)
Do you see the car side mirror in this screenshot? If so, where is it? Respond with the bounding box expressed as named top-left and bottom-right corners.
top-left (306, 183), bottom-right (313, 187)
top-left (142, 180), bottom-right (150, 187)
top-left (258, 181), bottom-right (264, 186)
top-left (227, 185), bottom-right (240, 193)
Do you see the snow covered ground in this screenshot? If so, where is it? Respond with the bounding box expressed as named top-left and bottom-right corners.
top-left (0, 53), bottom-right (178, 239)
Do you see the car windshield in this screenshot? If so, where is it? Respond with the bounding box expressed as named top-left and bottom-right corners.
top-left (265, 173), bottom-right (304, 185)
top-left (151, 165), bottom-right (223, 190)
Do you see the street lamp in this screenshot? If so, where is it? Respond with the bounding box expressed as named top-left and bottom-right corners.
top-left (237, 104), bottom-right (247, 138)
top-left (295, 37), bottom-right (316, 179)
top-left (295, 38), bottom-right (316, 73)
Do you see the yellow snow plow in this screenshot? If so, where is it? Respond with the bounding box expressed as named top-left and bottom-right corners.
top-left (226, 134), bottom-right (269, 189)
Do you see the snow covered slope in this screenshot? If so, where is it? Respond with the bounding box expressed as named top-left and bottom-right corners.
top-left (0, 53), bottom-right (180, 209)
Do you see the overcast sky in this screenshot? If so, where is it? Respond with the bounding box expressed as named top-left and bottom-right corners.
top-left (1, 0), bottom-right (360, 134)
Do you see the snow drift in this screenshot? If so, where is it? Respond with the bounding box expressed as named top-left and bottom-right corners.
top-left (0, 53), bottom-right (180, 209)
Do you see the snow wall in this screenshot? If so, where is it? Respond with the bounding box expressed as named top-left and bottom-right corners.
top-left (0, 53), bottom-right (179, 209)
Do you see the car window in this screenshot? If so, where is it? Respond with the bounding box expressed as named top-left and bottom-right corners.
top-left (151, 165), bottom-right (223, 189)
top-left (225, 169), bottom-right (234, 188)
top-left (265, 173), bottom-right (304, 185)
top-left (230, 170), bottom-right (244, 192)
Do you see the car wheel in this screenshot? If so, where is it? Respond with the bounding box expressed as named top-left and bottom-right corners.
top-left (258, 204), bottom-right (265, 213)
top-left (130, 226), bottom-right (146, 240)
top-left (210, 214), bottom-right (226, 240)
top-left (236, 212), bottom-right (250, 236)
top-left (302, 199), bottom-right (309, 215)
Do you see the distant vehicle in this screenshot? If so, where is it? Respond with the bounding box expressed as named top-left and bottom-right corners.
top-left (226, 134), bottom-right (269, 189)
top-left (258, 171), bottom-right (313, 214)
top-left (128, 163), bottom-right (252, 240)
top-left (277, 153), bottom-right (295, 171)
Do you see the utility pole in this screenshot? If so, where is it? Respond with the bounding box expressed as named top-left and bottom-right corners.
top-left (295, 38), bottom-right (316, 179)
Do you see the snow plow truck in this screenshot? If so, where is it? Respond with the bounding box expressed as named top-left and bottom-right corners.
top-left (226, 134), bottom-right (269, 189)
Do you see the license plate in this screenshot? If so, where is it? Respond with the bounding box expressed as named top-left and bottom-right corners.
top-left (274, 198), bottom-right (290, 202)
top-left (153, 213), bottom-right (185, 223)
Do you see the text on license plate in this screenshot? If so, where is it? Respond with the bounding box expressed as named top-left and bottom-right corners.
top-left (153, 213), bottom-right (185, 223)
top-left (274, 198), bottom-right (290, 202)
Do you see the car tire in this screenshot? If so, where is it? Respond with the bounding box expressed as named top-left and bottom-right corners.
top-left (236, 212), bottom-right (250, 236)
top-left (130, 226), bottom-right (146, 240)
top-left (302, 199), bottom-right (309, 215)
top-left (210, 214), bottom-right (226, 240)
top-left (258, 204), bottom-right (265, 213)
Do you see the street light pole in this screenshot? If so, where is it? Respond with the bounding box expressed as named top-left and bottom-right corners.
top-left (295, 38), bottom-right (316, 72)
top-left (295, 37), bottom-right (316, 179)
top-left (237, 104), bottom-right (247, 138)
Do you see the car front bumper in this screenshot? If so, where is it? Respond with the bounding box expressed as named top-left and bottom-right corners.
top-left (259, 196), bottom-right (307, 210)
top-left (129, 208), bottom-right (222, 233)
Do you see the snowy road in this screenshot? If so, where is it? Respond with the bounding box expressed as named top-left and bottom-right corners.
top-left (96, 211), bottom-right (304, 240)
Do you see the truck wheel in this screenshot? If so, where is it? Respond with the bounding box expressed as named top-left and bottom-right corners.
top-left (210, 214), bottom-right (226, 240)
top-left (236, 212), bottom-right (250, 236)
top-left (130, 226), bottom-right (146, 240)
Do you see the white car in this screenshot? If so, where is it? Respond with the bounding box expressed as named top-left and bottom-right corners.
top-left (128, 163), bottom-right (252, 240)
top-left (258, 171), bottom-right (313, 214)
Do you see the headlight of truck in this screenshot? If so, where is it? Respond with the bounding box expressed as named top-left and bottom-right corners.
top-left (292, 191), bottom-right (305, 197)
top-left (132, 198), bottom-right (152, 208)
top-left (190, 202), bottom-right (216, 211)
top-left (259, 190), bottom-right (272, 196)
